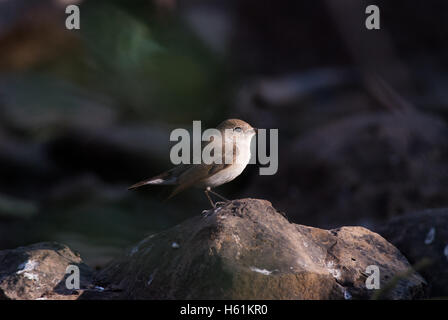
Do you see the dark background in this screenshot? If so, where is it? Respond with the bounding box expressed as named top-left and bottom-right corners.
top-left (1, 0), bottom-right (447, 268)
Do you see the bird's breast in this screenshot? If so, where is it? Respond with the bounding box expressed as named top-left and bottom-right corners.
top-left (199, 146), bottom-right (251, 188)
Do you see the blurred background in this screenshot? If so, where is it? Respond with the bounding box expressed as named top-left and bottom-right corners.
top-left (1, 0), bottom-right (448, 268)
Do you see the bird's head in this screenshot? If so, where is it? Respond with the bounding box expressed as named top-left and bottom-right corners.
top-left (217, 119), bottom-right (257, 143)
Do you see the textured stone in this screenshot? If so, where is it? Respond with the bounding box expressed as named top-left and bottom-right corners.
top-left (93, 199), bottom-right (427, 299)
top-left (0, 242), bottom-right (93, 300)
top-left (378, 208), bottom-right (448, 298)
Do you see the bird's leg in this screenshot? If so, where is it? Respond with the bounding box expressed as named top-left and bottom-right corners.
top-left (204, 188), bottom-right (216, 209)
top-left (204, 187), bottom-right (230, 210)
top-left (208, 190), bottom-right (229, 202)
top-left (208, 188), bottom-right (229, 202)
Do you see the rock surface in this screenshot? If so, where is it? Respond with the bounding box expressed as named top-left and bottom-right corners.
top-left (377, 208), bottom-right (448, 298)
top-left (0, 242), bottom-right (93, 300)
top-left (0, 199), bottom-right (430, 300)
top-left (90, 199), bottom-right (427, 300)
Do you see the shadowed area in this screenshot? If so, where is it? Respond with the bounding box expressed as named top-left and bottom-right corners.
top-left (0, 0), bottom-right (448, 299)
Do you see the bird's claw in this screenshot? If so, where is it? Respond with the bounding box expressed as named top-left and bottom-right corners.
top-left (214, 201), bottom-right (228, 207)
top-left (202, 209), bottom-right (214, 218)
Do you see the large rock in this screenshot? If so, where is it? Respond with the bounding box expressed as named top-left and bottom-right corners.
top-left (92, 199), bottom-right (427, 300)
top-left (0, 242), bottom-right (93, 300)
top-left (377, 208), bottom-right (448, 298)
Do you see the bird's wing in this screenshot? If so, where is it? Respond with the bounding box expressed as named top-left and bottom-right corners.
top-left (167, 139), bottom-right (239, 198)
top-left (129, 135), bottom-right (239, 197)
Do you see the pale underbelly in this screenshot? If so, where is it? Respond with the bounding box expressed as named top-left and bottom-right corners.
top-left (196, 163), bottom-right (247, 188)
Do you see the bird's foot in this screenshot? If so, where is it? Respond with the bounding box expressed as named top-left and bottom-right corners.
top-left (214, 201), bottom-right (229, 208)
top-left (202, 208), bottom-right (215, 218)
top-left (202, 201), bottom-right (228, 218)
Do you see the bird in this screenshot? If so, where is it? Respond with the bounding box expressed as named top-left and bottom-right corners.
top-left (129, 119), bottom-right (257, 208)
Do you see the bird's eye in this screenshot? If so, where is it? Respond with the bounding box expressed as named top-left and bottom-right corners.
top-left (234, 127), bottom-right (242, 132)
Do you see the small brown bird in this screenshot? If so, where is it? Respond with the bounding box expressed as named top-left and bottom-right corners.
top-left (129, 119), bottom-right (257, 208)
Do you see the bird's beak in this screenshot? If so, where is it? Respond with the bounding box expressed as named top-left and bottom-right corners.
top-left (253, 128), bottom-right (258, 134)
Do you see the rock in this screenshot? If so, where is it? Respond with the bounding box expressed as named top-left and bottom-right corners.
top-left (92, 199), bottom-right (427, 300)
top-left (377, 208), bottom-right (448, 298)
top-left (0, 242), bottom-right (93, 300)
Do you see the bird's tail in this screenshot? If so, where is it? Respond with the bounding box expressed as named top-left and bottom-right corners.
top-left (128, 173), bottom-right (176, 190)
